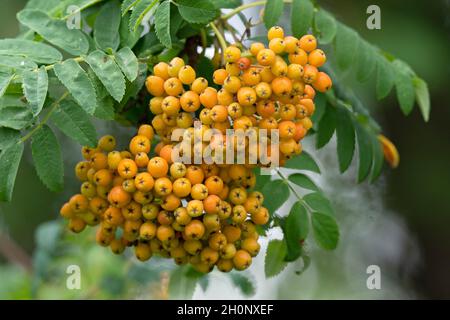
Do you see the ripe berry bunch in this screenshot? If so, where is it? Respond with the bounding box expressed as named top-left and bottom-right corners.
top-left (146, 26), bottom-right (332, 166)
top-left (59, 130), bottom-right (269, 273)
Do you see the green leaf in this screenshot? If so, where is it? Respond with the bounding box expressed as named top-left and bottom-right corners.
top-left (21, 66), bottom-right (48, 116)
top-left (120, 13), bottom-right (142, 49)
top-left (335, 107), bottom-right (355, 173)
top-left (261, 179), bottom-right (290, 215)
top-left (94, 0), bottom-right (121, 52)
top-left (0, 128), bottom-right (20, 151)
top-left (86, 50), bottom-right (126, 102)
top-left (295, 254), bottom-right (311, 275)
top-left (129, 0), bottom-right (158, 32)
top-left (17, 9), bottom-right (89, 56)
top-left (354, 121), bottom-right (373, 183)
top-left (0, 55), bottom-right (37, 70)
top-left (53, 59), bottom-right (97, 114)
top-left (31, 125), bottom-right (64, 192)
top-left (311, 212), bottom-right (339, 250)
top-left (263, 0), bottom-right (284, 28)
top-left (376, 55), bottom-right (395, 100)
top-left (284, 202), bottom-right (309, 261)
top-left (393, 60), bottom-right (415, 115)
top-left (303, 192), bottom-right (334, 216)
top-left (0, 39), bottom-right (62, 64)
top-left (50, 100), bottom-right (97, 147)
top-left (212, 0), bottom-right (242, 8)
top-left (334, 23), bottom-right (358, 70)
top-left (0, 106), bottom-right (33, 130)
top-left (195, 55), bottom-right (215, 85)
top-left (115, 47), bottom-right (139, 82)
top-left (413, 77), bottom-right (430, 122)
top-left (289, 173), bottom-right (319, 192)
top-left (0, 70), bottom-right (14, 98)
top-left (291, 0), bottom-right (314, 37)
top-left (0, 142), bottom-right (24, 202)
top-left (369, 133), bottom-right (384, 182)
top-left (94, 96), bottom-right (115, 120)
top-left (155, 1), bottom-right (172, 48)
top-left (265, 239), bottom-right (288, 278)
top-left (168, 266), bottom-right (198, 299)
top-left (177, 0), bottom-right (217, 24)
top-left (316, 104), bottom-right (336, 149)
top-left (121, 0), bottom-right (140, 16)
top-left (230, 273), bottom-right (255, 297)
top-left (314, 9), bottom-right (337, 44)
top-left (356, 40), bottom-right (376, 82)
top-left (311, 92), bottom-right (327, 125)
top-left (284, 151), bottom-right (321, 173)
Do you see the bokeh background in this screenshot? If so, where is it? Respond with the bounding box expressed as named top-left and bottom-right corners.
top-left (0, 0), bottom-right (449, 299)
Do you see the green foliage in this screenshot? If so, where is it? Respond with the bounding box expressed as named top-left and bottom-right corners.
top-left (413, 77), bottom-right (430, 122)
top-left (94, 0), bottom-right (122, 52)
top-left (176, 0), bottom-right (218, 24)
top-left (265, 239), bottom-right (288, 278)
top-left (261, 179), bottom-right (289, 215)
top-left (291, 0), bottom-right (314, 37)
top-left (284, 202), bottom-right (309, 261)
top-left (0, 39), bottom-right (62, 64)
top-left (335, 106), bottom-right (355, 173)
top-left (0, 142), bottom-right (23, 202)
top-left (284, 151), bottom-right (321, 173)
top-left (129, 0), bottom-right (159, 32)
top-left (311, 212), bottom-right (339, 250)
top-left (154, 1), bottom-right (172, 48)
top-left (288, 173), bottom-right (320, 192)
top-left (314, 9), bottom-right (337, 44)
top-left (21, 66), bottom-right (48, 116)
top-left (230, 272), bottom-right (256, 297)
top-left (263, 0), bottom-right (284, 28)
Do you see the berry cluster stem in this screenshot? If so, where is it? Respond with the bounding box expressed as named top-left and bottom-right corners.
top-left (209, 22), bottom-right (228, 60)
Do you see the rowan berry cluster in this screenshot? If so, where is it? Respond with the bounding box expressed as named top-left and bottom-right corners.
top-left (60, 129), bottom-right (268, 273)
top-left (146, 26), bottom-right (332, 166)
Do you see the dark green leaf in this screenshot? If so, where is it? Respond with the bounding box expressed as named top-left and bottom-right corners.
top-left (31, 125), bottom-right (64, 192)
top-left (0, 70), bottom-right (14, 97)
top-left (0, 39), bottom-right (62, 64)
top-left (120, 13), bottom-right (142, 48)
top-left (263, 0), bottom-right (284, 28)
top-left (261, 179), bottom-right (290, 215)
top-left (0, 128), bottom-right (20, 151)
top-left (121, 0), bottom-right (140, 16)
top-left (311, 212), bottom-right (339, 250)
top-left (115, 47), bottom-right (139, 81)
top-left (289, 173), bottom-right (319, 192)
top-left (212, 0), bottom-right (242, 9)
top-left (155, 1), bottom-right (172, 48)
top-left (195, 55), bottom-right (215, 85)
top-left (0, 142), bottom-right (24, 202)
top-left (284, 151), bottom-right (321, 173)
top-left (354, 121), bottom-right (373, 182)
top-left (50, 100), bottom-right (97, 147)
top-left (311, 92), bottom-right (327, 126)
top-left (129, 0), bottom-right (158, 32)
top-left (393, 60), bottom-right (415, 115)
top-left (291, 0), bottom-right (314, 37)
top-left (369, 133), bottom-right (384, 182)
top-left (168, 266), bottom-right (198, 299)
top-left (335, 107), bottom-right (355, 172)
top-left (230, 273), bottom-right (255, 297)
top-left (94, 96), bottom-right (115, 120)
top-left (86, 50), bottom-right (126, 102)
top-left (0, 55), bottom-right (37, 70)
top-left (284, 202), bottom-right (309, 261)
top-left (334, 23), bottom-right (358, 70)
top-left (53, 59), bottom-right (97, 114)
top-left (0, 106), bottom-right (33, 130)
top-left (21, 66), bottom-right (48, 116)
top-left (356, 40), bottom-right (376, 82)
top-left (314, 9), bottom-right (337, 44)
top-left (413, 77), bottom-right (430, 122)
top-left (376, 55), bottom-right (395, 100)
top-left (316, 104), bottom-right (336, 149)
top-left (265, 239), bottom-right (288, 278)
top-left (177, 0), bottom-right (217, 24)
top-left (17, 9), bottom-right (89, 55)
top-left (94, 0), bottom-right (121, 51)
top-left (303, 192), bottom-right (334, 216)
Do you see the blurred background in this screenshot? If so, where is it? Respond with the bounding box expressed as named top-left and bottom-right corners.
top-left (0, 0), bottom-right (449, 299)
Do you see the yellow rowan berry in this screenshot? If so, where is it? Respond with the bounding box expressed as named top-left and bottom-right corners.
top-left (168, 57), bottom-right (185, 77)
top-left (178, 65), bottom-right (196, 84)
top-left (224, 46), bottom-right (241, 63)
top-left (267, 26), bottom-right (284, 40)
top-left (153, 61), bottom-right (170, 80)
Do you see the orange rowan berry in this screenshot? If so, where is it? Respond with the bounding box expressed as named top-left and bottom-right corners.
top-left (191, 183), bottom-right (209, 200)
top-left (260, 67), bottom-right (275, 82)
top-left (140, 221), bottom-right (157, 240)
top-left (222, 225), bottom-right (241, 243)
top-left (203, 194), bottom-right (221, 214)
top-left (220, 243), bottom-right (237, 259)
top-left (134, 172), bottom-right (154, 192)
top-left (90, 152), bottom-right (108, 170)
top-left (96, 185), bottom-right (109, 199)
top-left (147, 156), bottom-right (168, 178)
top-left (303, 64), bottom-right (318, 84)
top-left (205, 176), bottom-right (224, 195)
top-left (117, 159), bottom-right (138, 179)
top-left (225, 62), bottom-right (241, 76)
top-left (288, 49), bottom-right (308, 65)
top-left (278, 120), bottom-right (296, 139)
top-left (217, 88), bottom-right (234, 106)
top-left (210, 105), bottom-right (228, 122)
top-left (250, 42), bottom-right (265, 56)
top-left (153, 61), bottom-right (170, 80)
top-left (191, 77), bottom-right (208, 94)
top-left (183, 239), bottom-right (202, 255)
top-left (81, 146), bottom-right (97, 160)
top-left (312, 71), bottom-right (332, 92)
top-left (154, 177), bottom-right (173, 196)
top-left (94, 169), bottom-right (113, 187)
top-left (75, 161), bottom-right (90, 181)
top-left (255, 82), bottom-right (272, 99)
top-left (103, 206), bottom-right (124, 226)
top-left (161, 96), bottom-right (180, 115)
top-left (269, 38), bottom-right (285, 54)
top-left (237, 57), bottom-right (251, 70)
top-left (161, 194), bottom-right (181, 211)
top-left (180, 91), bottom-right (200, 112)
top-left (224, 46), bottom-right (241, 63)
top-left (233, 249), bottom-right (252, 270)
top-left (98, 135), bottom-right (116, 152)
top-left (251, 207), bottom-right (270, 225)
top-left (237, 87), bottom-right (257, 107)
top-left (122, 201), bottom-right (142, 220)
top-left (213, 69), bottom-right (229, 85)
top-left (241, 238), bottom-right (261, 256)
top-left (257, 48), bottom-right (276, 66)
top-left (294, 122), bottom-right (307, 141)
top-left (244, 197), bottom-right (261, 214)
top-left (157, 224), bottom-right (176, 242)
top-left (256, 100), bottom-right (275, 118)
top-left (69, 194), bottom-right (89, 213)
top-left (149, 96), bottom-right (164, 114)
top-left (223, 76), bottom-right (241, 93)
top-left (164, 77), bottom-right (183, 96)
top-left (108, 186), bottom-right (131, 208)
top-left (184, 220), bottom-right (205, 240)
top-left (178, 65), bottom-right (196, 84)
top-left (60, 202), bottom-right (74, 219)
top-left (146, 76), bottom-right (165, 96)
top-left (287, 63), bottom-right (304, 80)
top-left (200, 247), bottom-right (219, 265)
top-left (199, 87), bottom-right (218, 109)
top-left (217, 259), bottom-right (233, 272)
top-left (241, 67), bottom-right (261, 86)
top-left (271, 77), bottom-right (293, 96)
top-left (280, 138), bottom-right (298, 155)
top-left (68, 217), bottom-right (86, 233)
top-left (159, 144), bottom-right (174, 164)
top-left (308, 49), bottom-right (326, 67)
top-left (284, 36), bottom-right (299, 53)
top-left (129, 135), bottom-right (151, 155)
top-left (186, 166), bottom-right (204, 185)
top-left (168, 57), bottom-right (185, 77)
top-left (122, 179), bottom-right (137, 193)
top-left (135, 152), bottom-right (150, 168)
top-left (299, 34), bottom-right (317, 52)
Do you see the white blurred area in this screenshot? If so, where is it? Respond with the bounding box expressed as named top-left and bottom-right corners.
top-left (193, 2), bottom-right (421, 299)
